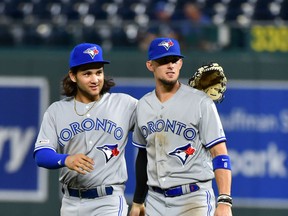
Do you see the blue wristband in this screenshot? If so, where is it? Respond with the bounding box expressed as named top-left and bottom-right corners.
top-left (212, 155), bottom-right (231, 171)
top-left (34, 148), bottom-right (69, 169)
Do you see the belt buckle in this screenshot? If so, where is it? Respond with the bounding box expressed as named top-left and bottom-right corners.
top-left (78, 188), bottom-right (86, 199)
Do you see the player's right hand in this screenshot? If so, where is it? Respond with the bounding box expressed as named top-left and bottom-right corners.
top-left (129, 202), bottom-right (145, 216)
top-left (65, 153), bottom-right (94, 175)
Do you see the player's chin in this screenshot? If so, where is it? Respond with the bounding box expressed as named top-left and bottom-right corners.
top-left (161, 77), bottom-right (178, 86)
top-left (88, 89), bottom-right (101, 97)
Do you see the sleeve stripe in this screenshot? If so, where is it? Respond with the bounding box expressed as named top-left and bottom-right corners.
top-left (34, 146), bottom-right (56, 153)
top-left (132, 141), bottom-right (146, 148)
top-left (205, 137), bottom-right (227, 148)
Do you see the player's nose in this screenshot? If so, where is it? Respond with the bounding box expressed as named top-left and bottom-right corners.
top-left (90, 74), bottom-right (99, 84)
top-left (167, 62), bottom-right (175, 69)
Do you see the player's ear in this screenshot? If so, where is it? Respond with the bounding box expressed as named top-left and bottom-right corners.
top-left (178, 58), bottom-right (183, 69)
top-left (69, 70), bottom-right (76, 82)
top-left (146, 60), bottom-right (154, 72)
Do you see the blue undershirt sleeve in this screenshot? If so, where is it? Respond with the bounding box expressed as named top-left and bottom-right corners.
top-left (34, 148), bottom-right (69, 169)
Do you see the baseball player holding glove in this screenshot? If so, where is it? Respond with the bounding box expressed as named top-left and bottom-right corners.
top-left (34, 43), bottom-right (137, 216)
top-left (129, 38), bottom-right (232, 216)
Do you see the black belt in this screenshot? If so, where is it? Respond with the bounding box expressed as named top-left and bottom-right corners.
top-left (65, 186), bottom-right (113, 199)
top-left (151, 183), bottom-right (199, 197)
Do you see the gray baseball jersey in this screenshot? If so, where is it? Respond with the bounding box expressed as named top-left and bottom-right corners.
top-left (132, 84), bottom-right (226, 189)
top-left (34, 92), bottom-right (137, 188)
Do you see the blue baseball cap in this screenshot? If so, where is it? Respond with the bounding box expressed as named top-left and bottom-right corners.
top-left (69, 43), bottom-right (110, 68)
top-left (148, 37), bottom-right (184, 60)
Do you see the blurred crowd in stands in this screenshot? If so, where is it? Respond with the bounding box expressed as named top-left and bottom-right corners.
top-left (0, 0), bottom-right (287, 51)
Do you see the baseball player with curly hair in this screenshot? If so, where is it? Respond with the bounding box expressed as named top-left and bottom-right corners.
top-left (33, 43), bottom-right (137, 216)
top-left (129, 37), bottom-right (232, 216)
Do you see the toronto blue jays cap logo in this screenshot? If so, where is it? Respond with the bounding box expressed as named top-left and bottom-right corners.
top-left (148, 37), bottom-right (184, 60)
top-left (69, 43), bottom-right (110, 68)
top-left (97, 144), bottom-right (120, 163)
top-left (169, 143), bottom-right (196, 165)
top-left (83, 46), bottom-right (99, 59)
top-left (158, 40), bottom-right (174, 51)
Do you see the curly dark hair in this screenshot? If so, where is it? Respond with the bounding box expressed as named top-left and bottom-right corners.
top-left (61, 64), bottom-right (115, 97)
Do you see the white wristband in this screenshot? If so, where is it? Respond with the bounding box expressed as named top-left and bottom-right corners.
top-left (217, 201), bottom-right (232, 207)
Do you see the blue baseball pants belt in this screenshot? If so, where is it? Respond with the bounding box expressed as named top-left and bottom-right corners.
top-left (64, 186), bottom-right (113, 199)
top-left (150, 183), bottom-right (200, 197)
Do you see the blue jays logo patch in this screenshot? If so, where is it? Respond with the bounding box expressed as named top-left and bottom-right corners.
top-left (83, 46), bottom-right (99, 59)
top-left (97, 144), bottom-right (120, 163)
top-left (168, 143), bottom-right (196, 165)
top-left (158, 40), bottom-right (174, 50)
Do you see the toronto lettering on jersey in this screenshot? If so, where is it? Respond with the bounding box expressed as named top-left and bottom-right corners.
top-left (141, 119), bottom-right (196, 141)
top-left (58, 118), bottom-right (124, 146)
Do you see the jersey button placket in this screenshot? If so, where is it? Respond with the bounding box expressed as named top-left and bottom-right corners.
top-left (155, 117), bottom-right (168, 202)
top-left (156, 108), bottom-right (167, 188)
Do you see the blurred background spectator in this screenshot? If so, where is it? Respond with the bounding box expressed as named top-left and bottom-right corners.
top-left (177, 1), bottom-right (216, 51)
top-left (138, 1), bottom-right (180, 51)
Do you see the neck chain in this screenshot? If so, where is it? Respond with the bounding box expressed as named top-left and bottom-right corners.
top-left (74, 97), bottom-right (98, 116)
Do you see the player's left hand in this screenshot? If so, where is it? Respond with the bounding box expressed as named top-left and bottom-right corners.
top-left (129, 202), bottom-right (145, 216)
top-left (214, 203), bottom-right (232, 216)
top-left (65, 153), bottom-right (95, 175)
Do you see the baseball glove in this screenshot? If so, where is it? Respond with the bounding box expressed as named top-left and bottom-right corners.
top-left (188, 63), bottom-right (227, 103)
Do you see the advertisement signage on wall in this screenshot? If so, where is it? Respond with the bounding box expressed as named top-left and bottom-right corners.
top-left (113, 79), bottom-right (288, 208)
top-left (217, 80), bottom-right (288, 208)
top-left (0, 77), bottom-right (49, 202)
top-left (250, 25), bottom-right (288, 52)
